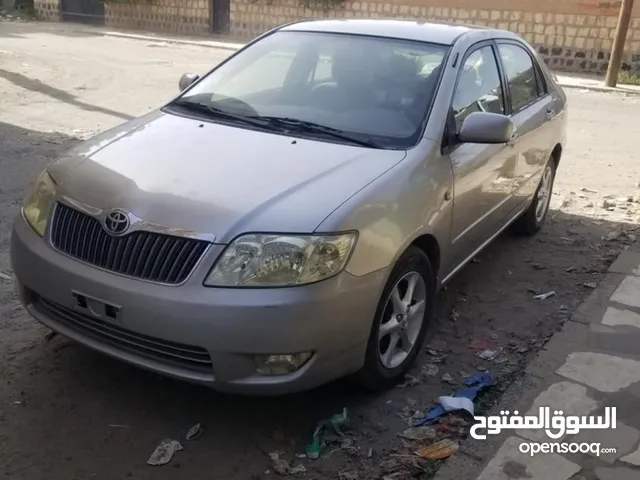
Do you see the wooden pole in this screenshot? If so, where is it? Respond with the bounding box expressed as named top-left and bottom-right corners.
top-left (604, 0), bottom-right (635, 87)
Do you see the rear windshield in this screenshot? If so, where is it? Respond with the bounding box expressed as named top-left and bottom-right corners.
top-left (171, 31), bottom-right (449, 149)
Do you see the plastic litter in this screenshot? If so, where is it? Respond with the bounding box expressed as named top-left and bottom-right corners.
top-left (415, 439), bottom-right (459, 460)
top-left (469, 337), bottom-right (491, 351)
top-left (533, 290), bottom-right (556, 300)
top-left (269, 452), bottom-right (290, 475)
top-left (399, 426), bottom-right (436, 441)
top-left (476, 347), bottom-right (503, 361)
top-left (438, 396), bottom-right (475, 415)
top-left (338, 471), bottom-right (359, 480)
top-left (427, 351), bottom-right (446, 363)
top-left (415, 372), bottom-right (494, 426)
top-left (185, 423), bottom-right (203, 440)
top-left (397, 375), bottom-right (420, 388)
top-left (441, 373), bottom-right (456, 384)
top-left (147, 439), bottom-right (183, 466)
top-left (422, 363), bottom-right (439, 377)
top-left (305, 408), bottom-right (350, 459)
top-left (268, 451), bottom-right (306, 476)
top-left (289, 464), bottom-right (307, 474)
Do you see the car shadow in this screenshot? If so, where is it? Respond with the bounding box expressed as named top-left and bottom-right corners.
top-left (0, 18), bottom-right (107, 39)
top-left (0, 69), bottom-right (135, 121)
top-left (1, 121), bottom-right (638, 480)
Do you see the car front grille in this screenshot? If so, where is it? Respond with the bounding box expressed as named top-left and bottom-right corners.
top-left (50, 203), bottom-right (209, 284)
top-left (34, 295), bottom-right (214, 374)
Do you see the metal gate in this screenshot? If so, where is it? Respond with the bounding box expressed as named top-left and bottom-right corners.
top-left (210, 0), bottom-right (230, 34)
top-left (60, 0), bottom-right (105, 25)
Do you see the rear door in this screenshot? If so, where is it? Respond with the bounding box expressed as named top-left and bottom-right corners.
top-left (495, 41), bottom-right (556, 205)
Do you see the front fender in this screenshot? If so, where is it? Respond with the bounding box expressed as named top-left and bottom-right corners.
top-left (316, 145), bottom-right (454, 280)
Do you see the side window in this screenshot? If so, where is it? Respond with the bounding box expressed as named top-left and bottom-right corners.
top-left (452, 45), bottom-right (505, 132)
top-left (535, 65), bottom-right (548, 96)
top-left (497, 44), bottom-right (540, 112)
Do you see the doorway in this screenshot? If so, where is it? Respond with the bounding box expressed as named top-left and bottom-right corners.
top-left (210, 0), bottom-right (230, 34)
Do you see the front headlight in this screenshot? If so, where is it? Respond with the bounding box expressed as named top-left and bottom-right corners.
top-left (205, 233), bottom-right (357, 287)
top-left (23, 170), bottom-right (56, 237)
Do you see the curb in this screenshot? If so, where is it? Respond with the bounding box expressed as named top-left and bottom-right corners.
top-left (557, 81), bottom-right (640, 95)
top-left (93, 30), bottom-right (244, 52)
top-left (431, 243), bottom-right (640, 480)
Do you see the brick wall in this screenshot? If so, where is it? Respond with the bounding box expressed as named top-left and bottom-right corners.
top-left (230, 0), bottom-right (640, 73)
top-left (34, 0), bottom-right (59, 20)
top-left (32, 0), bottom-right (640, 73)
top-left (106, 0), bottom-right (209, 34)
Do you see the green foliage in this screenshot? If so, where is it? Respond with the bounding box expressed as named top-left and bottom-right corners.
top-left (618, 71), bottom-right (640, 86)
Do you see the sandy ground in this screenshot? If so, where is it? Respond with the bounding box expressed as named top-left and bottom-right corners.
top-left (1, 20), bottom-right (640, 480)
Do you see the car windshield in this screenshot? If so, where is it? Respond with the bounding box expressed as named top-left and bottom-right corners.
top-left (169, 31), bottom-right (449, 149)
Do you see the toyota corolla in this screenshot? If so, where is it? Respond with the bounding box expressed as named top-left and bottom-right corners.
top-left (11, 19), bottom-right (567, 394)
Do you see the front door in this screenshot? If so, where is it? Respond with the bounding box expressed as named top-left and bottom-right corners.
top-left (446, 43), bottom-right (518, 271)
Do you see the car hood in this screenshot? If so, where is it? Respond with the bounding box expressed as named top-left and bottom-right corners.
top-left (49, 111), bottom-right (406, 243)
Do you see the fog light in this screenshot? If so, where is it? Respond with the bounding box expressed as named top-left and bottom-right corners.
top-left (254, 353), bottom-right (312, 375)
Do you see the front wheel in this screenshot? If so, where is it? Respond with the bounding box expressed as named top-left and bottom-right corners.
top-left (354, 246), bottom-right (435, 391)
top-left (511, 158), bottom-right (557, 236)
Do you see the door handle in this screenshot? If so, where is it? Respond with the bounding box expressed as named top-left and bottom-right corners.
top-left (545, 108), bottom-right (555, 119)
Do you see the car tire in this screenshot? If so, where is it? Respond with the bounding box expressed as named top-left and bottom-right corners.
top-left (511, 156), bottom-right (557, 236)
top-left (354, 246), bottom-right (435, 391)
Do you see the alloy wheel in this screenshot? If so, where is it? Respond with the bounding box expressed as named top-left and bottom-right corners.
top-left (377, 271), bottom-right (427, 369)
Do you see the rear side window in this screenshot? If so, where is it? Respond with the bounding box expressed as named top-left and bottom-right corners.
top-left (451, 45), bottom-right (505, 132)
top-left (497, 44), bottom-right (541, 112)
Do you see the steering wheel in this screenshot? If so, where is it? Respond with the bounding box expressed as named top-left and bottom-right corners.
top-left (474, 99), bottom-right (487, 112)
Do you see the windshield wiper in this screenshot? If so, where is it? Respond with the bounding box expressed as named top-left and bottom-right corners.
top-left (171, 100), bottom-right (272, 129)
top-left (250, 116), bottom-right (380, 148)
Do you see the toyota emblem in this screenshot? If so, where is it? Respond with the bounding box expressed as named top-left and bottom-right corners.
top-left (104, 209), bottom-right (130, 235)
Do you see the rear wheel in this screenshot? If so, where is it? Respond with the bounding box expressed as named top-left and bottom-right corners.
top-left (511, 157), bottom-right (557, 236)
top-left (354, 246), bottom-right (435, 391)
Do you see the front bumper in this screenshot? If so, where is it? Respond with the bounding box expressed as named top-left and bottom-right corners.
top-left (11, 214), bottom-right (388, 395)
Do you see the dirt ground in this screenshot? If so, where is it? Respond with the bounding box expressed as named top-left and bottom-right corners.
top-left (1, 20), bottom-right (640, 480)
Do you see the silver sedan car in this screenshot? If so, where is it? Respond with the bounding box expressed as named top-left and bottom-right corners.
top-left (11, 19), bottom-right (567, 394)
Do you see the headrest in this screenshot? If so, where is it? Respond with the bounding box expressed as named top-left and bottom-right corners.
top-left (387, 54), bottom-right (419, 78)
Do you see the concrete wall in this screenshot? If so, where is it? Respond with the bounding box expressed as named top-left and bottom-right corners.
top-left (230, 0), bottom-right (640, 73)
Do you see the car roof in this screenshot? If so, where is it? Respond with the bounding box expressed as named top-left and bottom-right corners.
top-left (279, 19), bottom-right (491, 45)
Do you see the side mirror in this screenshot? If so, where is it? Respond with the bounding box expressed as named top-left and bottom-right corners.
top-left (458, 112), bottom-right (515, 144)
top-left (179, 73), bottom-right (200, 92)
